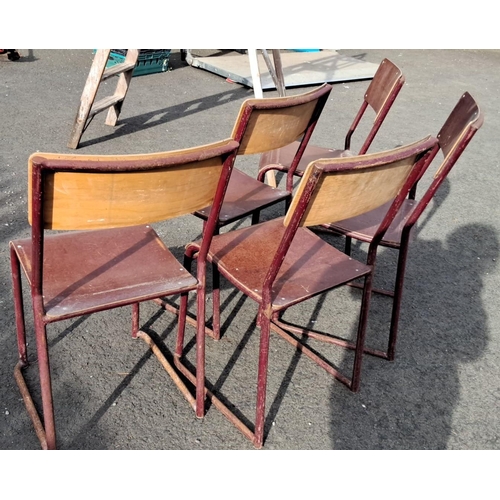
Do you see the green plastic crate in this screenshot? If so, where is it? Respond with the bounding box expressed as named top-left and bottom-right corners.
top-left (107, 49), bottom-right (171, 76)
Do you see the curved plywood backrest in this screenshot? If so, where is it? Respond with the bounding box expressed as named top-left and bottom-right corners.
top-left (285, 136), bottom-right (438, 228)
top-left (434, 92), bottom-right (484, 177)
top-left (364, 58), bottom-right (405, 116)
top-left (28, 139), bottom-right (239, 230)
top-left (231, 83), bottom-right (332, 155)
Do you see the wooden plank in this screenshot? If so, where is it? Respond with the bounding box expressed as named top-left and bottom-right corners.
top-left (90, 95), bottom-right (124, 117)
top-left (102, 61), bottom-right (137, 80)
top-left (271, 49), bottom-right (286, 97)
top-left (67, 49), bottom-right (111, 149)
top-left (247, 49), bottom-right (263, 98)
top-left (105, 49), bottom-right (139, 126)
top-left (29, 155), bottom-right (225, 230)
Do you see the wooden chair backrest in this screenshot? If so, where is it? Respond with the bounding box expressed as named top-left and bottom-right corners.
top-left (364, 58), bottom-right (405, 117)
top-left (434, 91), bottom-right (483, 178)
top-left (231, 83), bottom-right (332, 155)
top-left (285, 136), bottom-right (438, 228)
top-left (347, 58), bottom-right (404, 155)
top-left (28, 139), bottom-right (239, 231)
top-left (403, 93), bottom-right (483, 230)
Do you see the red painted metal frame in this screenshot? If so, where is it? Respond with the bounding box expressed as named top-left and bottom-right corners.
top-left (344, 60), bottom-right (405, 155)
top-left (320, 92), bottom-right (484, 362)
top-left (10, 141), bottom-right (239, 450)
top-left (174, 137), bottom-right (439, 448)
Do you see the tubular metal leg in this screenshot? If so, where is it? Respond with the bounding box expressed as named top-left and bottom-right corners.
top-left (387, 232), bottom-right (411, 361)
top-left (34, 319), bottom-right (57, 450)
top-left (211, 262), bottom-right (221, 340)
top-left (132, 303), bottom-right (140, 338)
top-left (254, 314), bottom-right (271, 448)
top-left (351, 273), bottom-right (373, 393)
top-left (195, 261), bottom-right (208, 418)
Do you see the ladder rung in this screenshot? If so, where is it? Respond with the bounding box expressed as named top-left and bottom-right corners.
top-left (102, 61), bottom-right (137, 80)
top-left (90, 95), bottom-right (124, 117)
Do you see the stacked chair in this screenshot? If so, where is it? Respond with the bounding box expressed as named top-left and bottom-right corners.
top-left (9, 84), bottom-right (332, 450)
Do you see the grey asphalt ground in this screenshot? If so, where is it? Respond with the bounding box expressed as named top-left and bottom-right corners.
top-left (1, 49), bottom-right (499, 450)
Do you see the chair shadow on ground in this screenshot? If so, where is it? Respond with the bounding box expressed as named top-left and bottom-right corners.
top-left (326, 220), bottom-right (498, 449)
top-left (65, 307), bottom-right (176, 449)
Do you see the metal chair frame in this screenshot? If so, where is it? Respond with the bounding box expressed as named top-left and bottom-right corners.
top-left (318, 91), bottom-right (484, 361)
top-left (174, 136), bottom-right (439, 448)
top-left (10, 139), bottom-right (239, 449)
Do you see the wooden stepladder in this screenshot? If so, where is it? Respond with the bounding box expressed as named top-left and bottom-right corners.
top-left (68, 49), bottom-right (139, 149)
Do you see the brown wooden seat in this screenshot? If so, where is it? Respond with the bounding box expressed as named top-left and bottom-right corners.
top-left (193, 83), bottom-right (332, 230)
top-left (257, 58), bottom-right (405, 192)
top-left (317, 91), bottom-right (484, 361)
top-left (10, 139), bottom-right (239, 449)
top-left (176, 135), bottom-right (439, 448)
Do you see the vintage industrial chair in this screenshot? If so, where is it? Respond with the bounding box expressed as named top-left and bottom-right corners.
top-left (257, 58), bottom-right (405, 192)
top-left (193, 83), bottom-right (332, 232)
top-left (317, 91), bottom-right (484, 362)
top-left (175, 135), bottom-right (438, 448)
top-left (10, 139), bottom-right (239, 450)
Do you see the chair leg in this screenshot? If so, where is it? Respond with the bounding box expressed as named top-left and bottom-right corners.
top-left (176, 251), bottom-right (194, 357)
top-left (211, 261), bottom-right (221, 340)
top-left (195, 266), bottom-right (208, 419)
top-left (251, 210), bottom-right (261, 225)
top-left (351, 273), bottom-right (374, 393)
top-left (34, 318), bottom-right (57, 450)
top-left (131, 303), bottom-right (140, 338)
top-left (345, 236), bottom-right (352, 256)
top-left (10, 247), bottom-right (28, 365)
top-left (176, 293), bottom-right (189, 357)
top-left (207, 224), bottom-right (222, 340)
top-left (387, 232), bottom-right (411, 361)
top-left (195, 288), bottom-right (206, 418)
top-left (254, 312), bottom-right (272, 448)
top-left (11, 247), bottom-right (55, 449)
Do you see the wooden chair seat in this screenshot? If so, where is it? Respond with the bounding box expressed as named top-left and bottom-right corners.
top-left (195, 168), bottom-right (290, 225)
top-left (206, 218), bottom-right (371, 310)
top-left (259, 140), bottom-right (354, 179)
top-left (324, 199), bottom-right (418, 248)
top-left (11, 225), bottom-right (197, 320)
